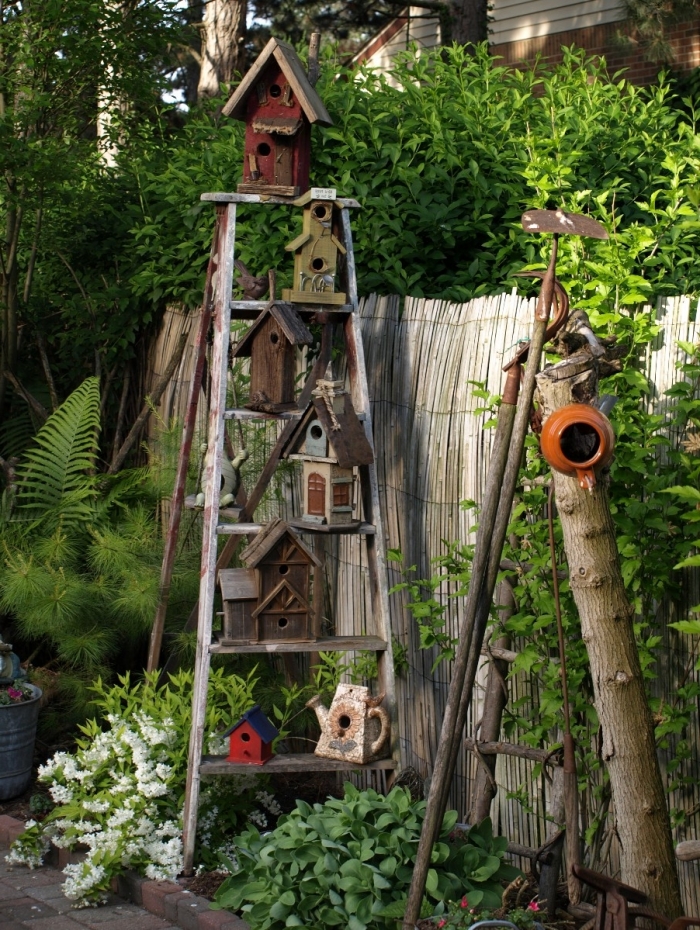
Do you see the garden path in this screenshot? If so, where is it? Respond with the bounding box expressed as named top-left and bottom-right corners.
top-left (0, 816), bottom-right (247, 930)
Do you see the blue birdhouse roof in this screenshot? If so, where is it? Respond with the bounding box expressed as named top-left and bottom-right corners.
top-left (222, 704), bottom-right (279, 743)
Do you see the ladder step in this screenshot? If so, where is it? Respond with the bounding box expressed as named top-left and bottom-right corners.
top-left (224, 408), bottom-right (300, 420)
top-left (216, 521), bottom-right (376, 535)
top-left (200, 753), bottom-right (396, 776)
top-left (231, 300), bottom-right (352, 320)
top-left (209, 634), bottom-right (388, 655)
top-left (184, 495), bottom-right (242, 520)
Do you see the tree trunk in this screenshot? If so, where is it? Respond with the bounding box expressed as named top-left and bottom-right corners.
top-left (448, 0), bottom-right (489, 46)
top-left (197, 0), bottom-right (246, 101)
top-left (535, 337), bottom-right (682, 917)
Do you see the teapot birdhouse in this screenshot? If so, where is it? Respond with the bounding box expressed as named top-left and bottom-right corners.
top-left (222, 37), bottom-right (333, 198)
top-left (239, 518), bottom-right (320, 642)
top-left (282, 196), bottom-right (347, 305)
top-left (306, 684), bottom-right (390, 765)
top-left (232, 302), bottom-right (313, 412)
top-left (283, 378), bottom-right (374, 528)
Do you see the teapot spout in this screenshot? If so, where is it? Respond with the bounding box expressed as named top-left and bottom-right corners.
top-left (306, 694), bottom-right (329, 728)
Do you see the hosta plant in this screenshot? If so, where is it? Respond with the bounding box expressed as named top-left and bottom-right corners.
top-left (213, 784), bottom-right (520, 930)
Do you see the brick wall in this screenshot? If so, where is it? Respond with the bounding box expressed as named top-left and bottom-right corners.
top-left (490, 17), bottom-right (700, 84)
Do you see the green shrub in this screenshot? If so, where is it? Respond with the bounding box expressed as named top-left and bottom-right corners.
top-left (213, 784), bottom-right (520, 930)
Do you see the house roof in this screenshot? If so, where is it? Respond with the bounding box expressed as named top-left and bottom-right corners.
top-left (222, 37), bottom-right (333, 127)
top-left (219, 568), bottom-right (257, 601)
top-left (283, 393), bottom-right (374, 468)
top-left (232, 302), bottom-right (313, 359)
top-left (222, 704), bottom-right (279, 743)
top-left (240, 517), bottom-right (321, 569)
top-left (251, 576), bottom-right (309, 619)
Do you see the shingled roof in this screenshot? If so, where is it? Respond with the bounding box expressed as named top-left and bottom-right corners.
top-left (222, 704), bottom-right (279, 743)
top-left (222, 37), bottom-right (333, 127)
top-left (231, 302), bottom-right (313, 359)
top-left (240, 518), bottom-right (321, 569)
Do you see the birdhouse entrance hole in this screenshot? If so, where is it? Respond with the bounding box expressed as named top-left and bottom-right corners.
top-left (241, 732), bottom-right (251, 742)
top-left (561, 423), bottom-right (600, 463)
top-left (278, 617), bottom-right (289, 628)
top-left (311, 257), bottom-right (327, 272)
top-left (257, 142), bottom-right (271, 157)
top-left (270, 331), bottom-right (279, 344)
top-left (338, 715), bottom-right (352, 730)
top-left (270, 84), bottom-right (282, 97)
top-left (278, 564), bottom-right (288, 574)
top-left (313, 203), bottom-right (332, 221)
top-left (310, 425), bottom-right (323, 440)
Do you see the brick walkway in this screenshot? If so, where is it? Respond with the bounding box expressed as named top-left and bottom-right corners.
top-left (0, 817), bottom-right (247, 930)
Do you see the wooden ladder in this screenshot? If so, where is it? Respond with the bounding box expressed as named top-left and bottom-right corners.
top-left (181, 190), bottom-right (397, 873)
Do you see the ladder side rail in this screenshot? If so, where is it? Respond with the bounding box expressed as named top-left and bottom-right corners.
top-left (340, 207), bottom-right (398, 762)
top-left (182, 202), bottom-right (237, 874)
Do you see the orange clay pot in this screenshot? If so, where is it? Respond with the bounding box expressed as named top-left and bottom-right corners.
top-left (540, 404), bottom-right (615, 491)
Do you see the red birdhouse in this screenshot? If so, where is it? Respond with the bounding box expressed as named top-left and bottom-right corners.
top-left (223, 705), bottom-right (279, 765)
top-left (222, 37), bottom-right (333, 198)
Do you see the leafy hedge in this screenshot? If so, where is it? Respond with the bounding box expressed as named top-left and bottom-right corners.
top-left (130, 44), bottom-right (700, 317)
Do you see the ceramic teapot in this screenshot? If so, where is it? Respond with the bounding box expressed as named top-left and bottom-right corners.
top-left (306, 683), bottom-right (390, 764)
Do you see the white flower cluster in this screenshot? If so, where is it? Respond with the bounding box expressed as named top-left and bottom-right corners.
top-left (8, 711), bottom-right (183, 907)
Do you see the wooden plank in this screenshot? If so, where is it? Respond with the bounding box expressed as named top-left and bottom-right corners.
top-left (209, 634), bottom-right (388, 654)
top-left (224, 408), bottom-right (299, 420)
top-left (201, 192), bottom-right (360, 208)
top-left (200, 753), bottom-right (396, 775)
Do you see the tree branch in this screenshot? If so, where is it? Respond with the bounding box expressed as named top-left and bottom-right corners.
top-left (4, 369), bottom-right (48, 422)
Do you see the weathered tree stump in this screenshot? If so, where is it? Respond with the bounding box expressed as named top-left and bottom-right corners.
top-left (535, 315), bottom-right (682, 917)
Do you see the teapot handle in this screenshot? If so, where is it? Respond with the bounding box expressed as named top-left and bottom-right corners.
top-left (369, 705), bottom-right (390, 757)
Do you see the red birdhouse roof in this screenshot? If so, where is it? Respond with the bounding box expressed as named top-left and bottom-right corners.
top-left (222, 37), bottom-right (333, 127)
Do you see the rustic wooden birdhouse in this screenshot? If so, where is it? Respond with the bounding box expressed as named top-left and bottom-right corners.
top-left (283, 379), bottom-right (374, 528)
top-left (218, 568), bottom-right (257, 644)
top-left (240, 518), bottom-right (321, 642)
top-left (223, 705), bottom-right (279, 765)
top-left (232, 302), bottom-right (313, 412)
top-left (222, 37), bottom-right (333, 198)
top-left (282, 196), bottom-right (347, 306)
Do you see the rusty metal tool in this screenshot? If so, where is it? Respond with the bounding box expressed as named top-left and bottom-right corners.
top-left (403, 209), bottom-right (607, 930)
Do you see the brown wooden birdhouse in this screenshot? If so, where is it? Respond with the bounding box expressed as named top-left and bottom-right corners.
top-left (223, 705), bottom-right (279, 765)
top-left (222, 37), bottom-right (333, 198)
top-left (240, 518), bottom-right (321, 643)
top-left (283, 379), bottom-right (374, 528)
top-left (282, 195), bottom-right (347, 305)
top-left (218, 568), bottom-right (257, 644)
top-left (232, 302), bottom-right (313, 412)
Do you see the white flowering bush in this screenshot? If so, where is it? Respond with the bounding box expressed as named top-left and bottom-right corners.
top-left (5, 668), bottom-right (289, 907)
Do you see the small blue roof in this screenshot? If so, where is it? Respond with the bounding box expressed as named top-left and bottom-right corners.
top-left (222, 704), bottom-right (279, 743)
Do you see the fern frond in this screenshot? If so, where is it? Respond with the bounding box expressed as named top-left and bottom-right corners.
top-left (16, 377), bottom-right (101, 524)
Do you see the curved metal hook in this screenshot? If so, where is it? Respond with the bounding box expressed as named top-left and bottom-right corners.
top-left (502, 273), bottom-right (569, 372)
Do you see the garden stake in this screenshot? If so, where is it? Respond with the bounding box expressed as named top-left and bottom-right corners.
top-left (548, 482), bottom-right (581, 903)
top-left (147, 208), bottom-right (222, 672)
top-left (404, 210), bottom-right (607, 930)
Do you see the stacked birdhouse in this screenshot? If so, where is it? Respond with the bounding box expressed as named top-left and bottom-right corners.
top-left (223, 705), bottom-right (279, 765)
top-left (282, 193), bottom-right (347, 305)
top-left (218, 519), bottom-right (320, 644)
top-left (282, 376), bottom-right (374, 529)
top-left (222, 37), bottom-right (333, 198)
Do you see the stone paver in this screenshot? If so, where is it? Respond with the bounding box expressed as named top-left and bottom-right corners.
top-left (0, 816), bottom-right (248, 930)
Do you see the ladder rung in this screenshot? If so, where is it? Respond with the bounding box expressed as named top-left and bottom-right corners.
top-left (200, 753), bottom-right (395, 776)
top-left (184, 495), bottom-right (242, 519)
top-left (224, 408), bottom-right (299, 420)
top-left (216, 522), bottom-right (263, 534)
top-left (201, 192), bottom-right (361, 208)
top-left (231, 300), bottom-right (353, 318)
top-left (210, 634), bottom-right (388, 654)
top-left (216, 521), bottom-right (376, 536)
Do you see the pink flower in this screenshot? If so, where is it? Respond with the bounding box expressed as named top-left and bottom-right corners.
top-left (527, 901), bottom-right (540, 912)
top-left (7, 687), bottom-right (23, 701)
top-left (460, 896), bottom-right (469, 909)
top-left (437, 920), bottom-right (447, 928)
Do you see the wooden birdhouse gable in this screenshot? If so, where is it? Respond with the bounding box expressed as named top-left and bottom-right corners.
top-left (223, 38), bottom-right (333, 198)
top-left (232, 302), bottom-right (312, 411)
top-left (240, 519), bottom-right (320, 641)
top-left (282, 199), bottom-right (348, 306)
top-left (283, 382), bottom-right (374, 468)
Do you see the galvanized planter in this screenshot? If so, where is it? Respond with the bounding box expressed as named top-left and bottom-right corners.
top-left (0, 684), bottom-right (42, 801)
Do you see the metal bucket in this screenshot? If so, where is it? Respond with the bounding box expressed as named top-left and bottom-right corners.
top-left (0, 684), bottom-right (42, 800)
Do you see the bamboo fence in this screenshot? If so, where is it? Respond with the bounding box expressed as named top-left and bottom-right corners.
top-left (323, 292), bottom-right (700, 911)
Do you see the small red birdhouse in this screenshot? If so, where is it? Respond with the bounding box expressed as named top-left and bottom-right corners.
top-left (223, 705), bottom-right (279, 765)
top-left (222, 37), bottom-right (333, 198)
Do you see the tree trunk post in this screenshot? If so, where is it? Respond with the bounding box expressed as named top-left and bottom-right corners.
top-left (197, 0), bottom-right (246, 101)
top-left (535, 330), bottom-right (682, 917)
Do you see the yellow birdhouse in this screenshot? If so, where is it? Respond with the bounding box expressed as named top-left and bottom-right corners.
top-left (282, 196), bottom-right (347, 305)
